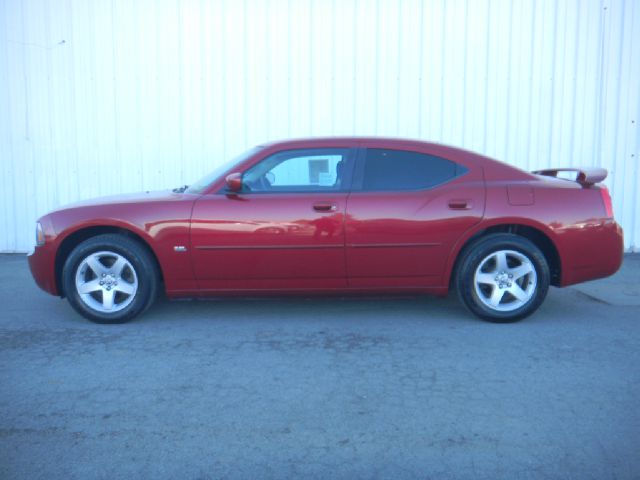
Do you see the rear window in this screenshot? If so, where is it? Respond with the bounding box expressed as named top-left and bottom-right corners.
top-left (361, 149), bottom-right (464, 191)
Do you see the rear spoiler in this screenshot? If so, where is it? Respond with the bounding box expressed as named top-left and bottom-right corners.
top-left (532, 167), bottom-right (607, 187)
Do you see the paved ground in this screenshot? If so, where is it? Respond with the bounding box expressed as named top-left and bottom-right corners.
top-left (1, 254), bottom-right (639, 479)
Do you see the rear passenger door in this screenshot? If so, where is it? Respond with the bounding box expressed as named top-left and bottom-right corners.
top-left (345, 147), bottom-right (485, 288)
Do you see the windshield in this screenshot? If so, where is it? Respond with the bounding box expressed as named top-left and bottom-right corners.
top-left (186, 146), bottom-right (262, 194)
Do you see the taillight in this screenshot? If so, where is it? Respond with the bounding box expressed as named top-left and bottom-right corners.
top-left (600, 186), bottom-right (614, 218)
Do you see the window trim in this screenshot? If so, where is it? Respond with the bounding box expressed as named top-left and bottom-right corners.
top-left (351, 147), bottom-right (469, 193)
top-left (217, 147), bottom-right (357, 195)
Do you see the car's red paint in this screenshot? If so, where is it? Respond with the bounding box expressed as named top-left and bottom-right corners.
top-left (28, 137), bottom-right (624, 300)
top-left (30, 190), bottom-right (198, 295)
top-left (191, 191), bottom-right (349, 291)
top-left (224, 172), bottom-right (243, 192)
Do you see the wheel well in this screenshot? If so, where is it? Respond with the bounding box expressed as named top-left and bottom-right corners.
top-left (55, 226), bottom-right (163, 297)
top-left (451, 224), bottom-right (562, 287)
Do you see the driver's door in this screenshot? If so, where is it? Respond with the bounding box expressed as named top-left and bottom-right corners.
top-left (190, 148), bottom-right (355, 291)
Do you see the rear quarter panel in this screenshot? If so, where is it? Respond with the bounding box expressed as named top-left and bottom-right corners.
top-left (480, 178), bottom-right (623, 286)
top-left (525, 180), bottom-right (623, 285)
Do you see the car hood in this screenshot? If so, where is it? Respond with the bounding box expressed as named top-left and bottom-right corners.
top-left (51, 190), bottom-right (190, 212)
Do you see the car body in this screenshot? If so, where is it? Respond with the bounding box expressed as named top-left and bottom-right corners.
top-left (28, 137), bottom-right (624, 323)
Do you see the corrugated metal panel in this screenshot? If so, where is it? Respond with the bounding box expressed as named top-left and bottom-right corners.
top-left (0, 0), bottom-right (638, 252)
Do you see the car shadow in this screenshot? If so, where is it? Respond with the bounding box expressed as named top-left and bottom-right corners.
top-left (141, 293), bottom-right (475, 327)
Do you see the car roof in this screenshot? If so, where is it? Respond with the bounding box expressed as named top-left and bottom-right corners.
top-left (260, 136), bottom-right (461, 149)
top-left (257, 136), bottom-right (536, 181)
top-left (259, 136), bottom-right (493, 159)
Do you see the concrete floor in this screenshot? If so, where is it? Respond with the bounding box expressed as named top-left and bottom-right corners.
top-left (1, 254), bottom-right (639, 479)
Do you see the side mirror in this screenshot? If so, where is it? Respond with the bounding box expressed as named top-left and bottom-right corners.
top-left (225, 172), bottom-right (243, 193)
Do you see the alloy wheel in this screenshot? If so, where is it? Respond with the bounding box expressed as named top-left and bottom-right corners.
top-left (74, 250), bottom-right (138, 313)
top-left (473, 249), bottom-right (537, 312)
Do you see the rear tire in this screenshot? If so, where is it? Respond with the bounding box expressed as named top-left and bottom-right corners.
top-left (455, 233), bottom-right (550, 323)
top-left (62, 234), bottom-right (159, 324)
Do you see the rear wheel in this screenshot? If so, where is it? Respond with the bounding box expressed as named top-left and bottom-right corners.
top-left (62, 234), bottom-right (159, 323)
top-left (455, 233), bottom-right (550, 322)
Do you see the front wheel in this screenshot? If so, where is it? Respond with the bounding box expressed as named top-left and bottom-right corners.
top-left (455, 234), bottom-right (550, 323)
top-left (62, 234), bottom-right (159, 324)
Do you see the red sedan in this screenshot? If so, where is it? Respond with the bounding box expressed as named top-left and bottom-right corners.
top-left (28, 137), bottom-right (623, 324)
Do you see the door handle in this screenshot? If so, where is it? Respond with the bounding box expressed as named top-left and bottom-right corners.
top-left (448, 199), bottom-right (471, 210)
top-left (313, 203), bottom-right (337, 212)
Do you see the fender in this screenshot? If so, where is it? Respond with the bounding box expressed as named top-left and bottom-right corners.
top-left (48, 198), bottom-right (197, 295)
top-left (55, 218), bottom-right (159, 251)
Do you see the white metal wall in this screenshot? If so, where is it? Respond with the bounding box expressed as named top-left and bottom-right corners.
top-left (1, 0), bottom-right (639, 252)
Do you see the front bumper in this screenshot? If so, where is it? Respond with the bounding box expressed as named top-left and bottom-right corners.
top-left (28, 243), bottom-right (59, 296)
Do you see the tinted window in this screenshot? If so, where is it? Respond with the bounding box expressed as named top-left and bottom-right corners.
top-left (243, 148), bottom-right (350, 193)
top-left (361, 149), bottom-right (463, 191)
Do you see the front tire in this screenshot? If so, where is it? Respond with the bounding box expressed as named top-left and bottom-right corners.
top-left (455, 233), bottom-right (550, 323)
top-left (62, 234), bottom-right (159, 324)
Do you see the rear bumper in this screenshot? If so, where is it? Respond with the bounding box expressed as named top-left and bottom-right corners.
top-left (28, 244), bottom-right (59, 296)
top-left (560, 220), bottom-right (624, 287)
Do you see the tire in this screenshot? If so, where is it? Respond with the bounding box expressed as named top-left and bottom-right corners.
top-left (455, 233), bottom-right (550, 323)
top-left (61, 234), bottom-right (159, 324)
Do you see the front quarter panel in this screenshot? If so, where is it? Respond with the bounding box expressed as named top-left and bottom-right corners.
top-left (46, 193), bottom-right (199, 295)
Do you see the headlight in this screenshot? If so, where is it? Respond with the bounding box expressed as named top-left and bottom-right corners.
top-left (36, 222), bottom-right (45, 246)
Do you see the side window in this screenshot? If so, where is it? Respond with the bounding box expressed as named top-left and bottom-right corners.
top-left (243, 149), bottom-right (350, 193)
top-left (361, 148), bottom-right (464, 191)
